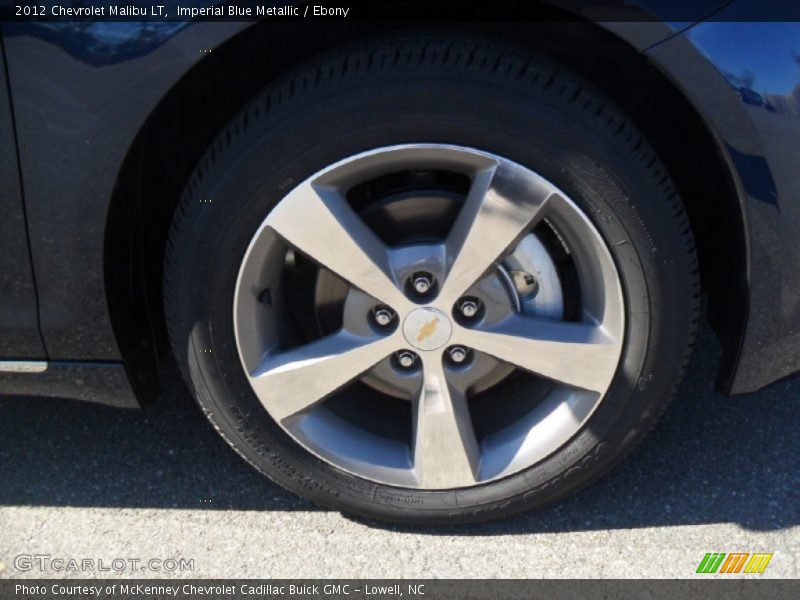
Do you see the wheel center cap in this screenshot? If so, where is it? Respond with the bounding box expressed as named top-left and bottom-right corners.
top-left (403, 307), bottom-right (452, 351)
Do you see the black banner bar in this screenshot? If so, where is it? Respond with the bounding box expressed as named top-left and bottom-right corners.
top-left (2, 1), bottom-right (800, 23)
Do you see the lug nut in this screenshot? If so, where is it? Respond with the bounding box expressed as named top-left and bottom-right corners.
top-left (411, 273), bottom-right (434, 295)
top-left (458, 298), bottom-right (480, 319)
top-left (396, 350), bottom-right (418, 369)
top-left (447, 346), bottom-right (469, 364)
top-left (372, 306), bottom-right (395, 327)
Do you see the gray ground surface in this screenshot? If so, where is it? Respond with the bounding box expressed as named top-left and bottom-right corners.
top-left (0, 325), bottom-right (797, 578)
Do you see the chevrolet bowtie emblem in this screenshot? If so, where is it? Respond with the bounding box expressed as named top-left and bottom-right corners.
top-left (403, 308), bottom-right (452, 351)
top-left (416, 317), bottom-right (440, 343)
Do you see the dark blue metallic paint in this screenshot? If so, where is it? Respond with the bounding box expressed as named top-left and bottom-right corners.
top-left (0, 20), bottom-right (248, 361)
top-left (646, 13), bottom-right (800, 392)
top-left (0, 45), bottom-right (44, 358)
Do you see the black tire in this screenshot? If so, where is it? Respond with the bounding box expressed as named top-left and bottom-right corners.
top-left (164, 38), bottom-right (699, 524)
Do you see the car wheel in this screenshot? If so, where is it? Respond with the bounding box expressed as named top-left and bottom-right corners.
top-left (164, 38), bottom-right (699, 524)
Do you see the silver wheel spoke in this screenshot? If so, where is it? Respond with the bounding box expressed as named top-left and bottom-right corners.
top-left (265, 181), bottom-right (410, 312)
top-left (439, 161), bottom-right (559, 307)
top-left (458, 316), bottom-right (622, 393)
top-left (412, 355), bottom-right (480, 488)
top-left (250, 331), bottom-right (399, 422)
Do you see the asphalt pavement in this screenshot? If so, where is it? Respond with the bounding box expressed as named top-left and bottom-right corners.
top-left (0, 324), bottom-right (797, 578)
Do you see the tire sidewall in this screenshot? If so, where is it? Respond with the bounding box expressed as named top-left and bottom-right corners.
top-left (167, 64), bottom-right (693, 522)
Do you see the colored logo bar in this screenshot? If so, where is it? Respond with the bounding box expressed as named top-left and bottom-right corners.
top-left (696, 553), bottom-right (773, 574)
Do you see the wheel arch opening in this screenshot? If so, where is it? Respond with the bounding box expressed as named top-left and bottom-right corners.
top-left (104, 17), bottom-right (747, 403)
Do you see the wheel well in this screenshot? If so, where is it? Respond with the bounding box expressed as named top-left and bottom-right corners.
top-left (105, 19), bottom-right (747, 402)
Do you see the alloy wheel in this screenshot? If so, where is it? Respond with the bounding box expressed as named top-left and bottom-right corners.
top-left (233, 144), bottom-right (625, 489)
